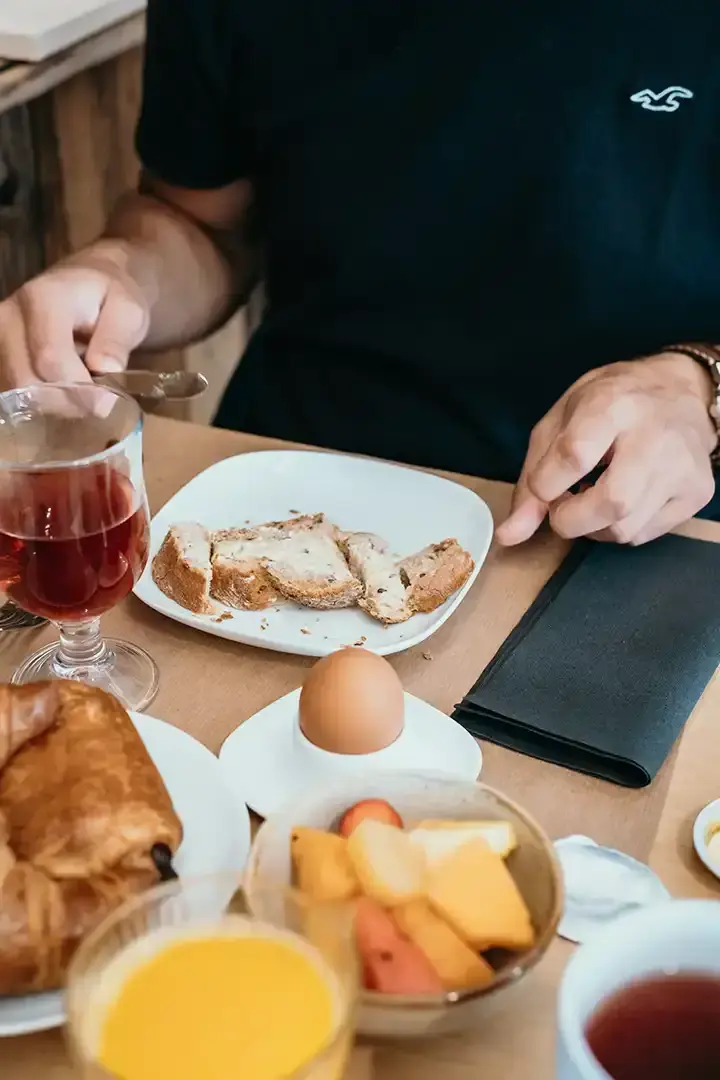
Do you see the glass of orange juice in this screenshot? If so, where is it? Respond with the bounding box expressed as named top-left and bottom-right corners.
top-left (65, 874), bottom-right (359, 1080)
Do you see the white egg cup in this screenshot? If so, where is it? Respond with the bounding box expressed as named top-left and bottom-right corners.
top-left (292, 715), bottom-right (408, 781)
top-left (219, 688), bottom-right (483, 819)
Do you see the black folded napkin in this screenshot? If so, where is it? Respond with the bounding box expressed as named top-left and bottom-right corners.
top-left (453, 533), bottom-right (720, 787)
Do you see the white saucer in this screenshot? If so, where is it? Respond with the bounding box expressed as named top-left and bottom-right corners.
top-left (0, 711), bottom-right (251, 1039)
top-left (693, 799), bottom-right (720, 882)
top-left (218, 688), bottom-right (482, 819)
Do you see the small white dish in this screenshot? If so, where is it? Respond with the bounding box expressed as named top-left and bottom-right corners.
top-left (693, 799), bottom-right (720, 882)
top-left (134, 449), bottom-right (494, 658)
top-left (0, 712), bottom-right (251, 1039)
top-left (554, 835), bottom-right (670, 945)
top-left (218, 688), bottom-right (482, 819)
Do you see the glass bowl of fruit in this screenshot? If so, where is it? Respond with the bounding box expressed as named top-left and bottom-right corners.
top-left (246, 771), bottom-right (563, 1039)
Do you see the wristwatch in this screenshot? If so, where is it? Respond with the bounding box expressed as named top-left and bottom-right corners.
top-left (663, 342), bottom-right (720, 465)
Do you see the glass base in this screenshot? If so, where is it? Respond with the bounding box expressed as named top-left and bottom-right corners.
top-left (12, 637), bottom-right (159, 713)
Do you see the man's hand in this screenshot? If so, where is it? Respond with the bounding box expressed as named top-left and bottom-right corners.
top-left (0, 178), bottom-right (256, 393)
top-left (496, 354), bottom-right (717, 547)
top-left (0, 246), bottom-right (152, 391)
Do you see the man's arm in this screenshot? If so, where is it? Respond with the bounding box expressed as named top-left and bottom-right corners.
top-left (0, 0), bottom-right (262, 388)
top-left (0, 174), bottom-right (260, 389)
top-left (111, 0), bottom-right (262, 350)
top-left (92, 172), bottom-right (260, 351)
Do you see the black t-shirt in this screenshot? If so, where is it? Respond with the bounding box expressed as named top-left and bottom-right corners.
top-left (137, 0), bottom-right (720, 492)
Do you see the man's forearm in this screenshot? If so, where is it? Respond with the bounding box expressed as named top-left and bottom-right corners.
top-left (73, 186), bottom-right (258, 351)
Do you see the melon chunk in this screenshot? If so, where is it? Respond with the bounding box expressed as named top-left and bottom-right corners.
top-left (427, 839), bottom-right (534, 951)
top-left (346, 819), bottom-right (425, 907)
top-left (291, 827), bottom-right (359, 902)
top-left (393, 900), bottom-right (494, 990)
top-left (411, 819), bottom-right (517, 861)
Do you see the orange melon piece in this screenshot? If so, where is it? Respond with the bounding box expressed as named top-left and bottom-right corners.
top-left (427, 839), bottom-right (534, 951)
top-left (393, 900), bottom-right (494, 990)
top-left (291, 827), bottom-right (359, 902)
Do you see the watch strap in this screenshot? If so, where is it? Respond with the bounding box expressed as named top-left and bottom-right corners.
top-left (663, 342), bottom-right (720, 465)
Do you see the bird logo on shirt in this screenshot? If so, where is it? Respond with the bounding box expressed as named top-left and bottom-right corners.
top-left (630, 86), bottom-right (694, 112)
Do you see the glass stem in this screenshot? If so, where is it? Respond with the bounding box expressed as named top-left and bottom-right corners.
top-left (56, 618), bottom-right (107, 669)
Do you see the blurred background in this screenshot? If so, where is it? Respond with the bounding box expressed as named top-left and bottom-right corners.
top-left (0, 0), bottom-right (256, 424)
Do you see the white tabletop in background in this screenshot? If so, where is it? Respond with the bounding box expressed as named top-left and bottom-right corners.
top-left (0, 0), bottom-right (144, 62)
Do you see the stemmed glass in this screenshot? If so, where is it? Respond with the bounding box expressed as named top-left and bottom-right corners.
top-left (0, 382), bottom-right (158, 710)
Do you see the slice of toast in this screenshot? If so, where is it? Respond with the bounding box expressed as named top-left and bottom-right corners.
top-left (399, 539), bottom-right (474, 614)
top-left (210, 517), bottom-right (289, 610)
top-left (151, 523), bottom-right (216, 614)
top-left (212, 514), bottom-right (362, 611)
top-left (263, 515), bottom-right (363, 610)
top-left (210, 554), bottom-right (281, 611)
top-left (339, 532), bottom-right (411, 624)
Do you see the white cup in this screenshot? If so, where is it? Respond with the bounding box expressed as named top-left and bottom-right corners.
top-left (557, 899), bottom-right (720, 1079)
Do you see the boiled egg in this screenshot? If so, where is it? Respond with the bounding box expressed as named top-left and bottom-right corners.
top-left (299, 648), bottom-right (404, 754)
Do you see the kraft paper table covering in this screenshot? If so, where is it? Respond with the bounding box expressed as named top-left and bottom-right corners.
top-left (2, 415), bottom-right (719, 1080)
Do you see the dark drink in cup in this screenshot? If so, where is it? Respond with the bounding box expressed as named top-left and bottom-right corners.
top-left (585, 971), bottom-right (720, 1080)
top-left (557, 900), bottom-right (720, 1080)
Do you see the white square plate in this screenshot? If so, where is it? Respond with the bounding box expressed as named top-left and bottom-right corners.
top-left (135, 450), bottom-right (493, 657)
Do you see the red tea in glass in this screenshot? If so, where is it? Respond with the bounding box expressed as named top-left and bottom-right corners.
top-left (0, 382), bottom-right (157, 710)
top-left (585, 971), bottom-right (720, 1080)
top-left (0, 462), bottom-right (149, 622)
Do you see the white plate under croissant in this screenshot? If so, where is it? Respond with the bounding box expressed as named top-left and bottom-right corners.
top-left (0, 684), bottom-right (249, 1038)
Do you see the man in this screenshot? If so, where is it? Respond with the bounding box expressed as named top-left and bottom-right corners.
top-left (0, 0), bottom-right (719, 546)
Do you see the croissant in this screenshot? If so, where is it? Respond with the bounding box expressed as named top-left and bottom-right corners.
top-left (0, 681), bottom-right (183, 995)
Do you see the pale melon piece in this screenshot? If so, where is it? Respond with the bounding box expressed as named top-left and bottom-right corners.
top-left (427, 839), bottom-right (534, 951)
top-left (346, 819), bottom-right (425, 907)
top-left (291, 827), bottom-right (359, 902)
top-left (393, 900), bottom-right (494, 990)
top-left (410, 820), bottom-right (517, 862)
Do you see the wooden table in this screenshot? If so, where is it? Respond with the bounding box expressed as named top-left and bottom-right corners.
top-left (4, 416), bottom-right (720, 1079)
